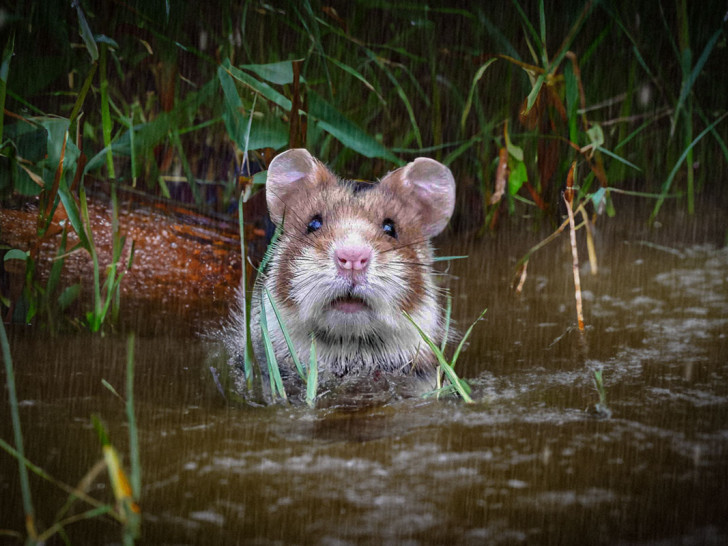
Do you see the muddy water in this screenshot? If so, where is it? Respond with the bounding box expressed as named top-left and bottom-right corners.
top-left (2, 200), bottom-right (728, 544)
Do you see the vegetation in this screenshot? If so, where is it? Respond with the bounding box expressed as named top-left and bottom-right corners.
top-left (1, 0), bottom-right (726, 328)
top-left (1, 325), bottom-right (141, 544)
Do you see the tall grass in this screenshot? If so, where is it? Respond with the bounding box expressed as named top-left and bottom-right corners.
top-left (2, 1), bottom-right (726, 326)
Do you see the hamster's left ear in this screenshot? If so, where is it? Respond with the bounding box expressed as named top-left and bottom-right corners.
top-left (380, 158), bottom-right (456, 238)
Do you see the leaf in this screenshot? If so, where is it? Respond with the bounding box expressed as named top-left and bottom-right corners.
top-left (222, 59), bottom-right (292, 111)
top-left (307, 90), bottom-right (401, 164)
top-left (3, 249), bottom-right (27, 262)
top-left (672, 27), bottom-right (722, 132)
top-left (586, 124), bottom-right (604, 148)
top-left (508, 159), bottom-right (528, 196)
top-left (57, 283), bottom-right (81, 311)
top-left (460, 58), bottom-right (498, 132)
top-left (524, 74), bottom-right (545, 114)
top-left (504, 121), bottom-right (523, 161)
top-left (217, 65), bottom-right (288, 151)
top-left (74, 0), bottom-right (98, 61)
top-left (240, 60), bottom-right (299, 85)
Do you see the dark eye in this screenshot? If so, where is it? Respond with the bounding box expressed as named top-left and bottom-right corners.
top-left (382, 218), bottom-right (397, 239)
top-left (307, 214), bottom-right (323, 233)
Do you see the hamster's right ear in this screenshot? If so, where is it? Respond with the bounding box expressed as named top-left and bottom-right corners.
top-left (266, 149), bottom-right (318, 225)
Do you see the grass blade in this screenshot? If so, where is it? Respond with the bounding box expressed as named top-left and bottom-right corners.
top-left (672, 27), bottom-right (722, 131)
top-left (0, 32), bottom-right (15, 144)
top-left (451, 308), bottom-right (488, 370)
top-left (460, 58), bottom-right (498, 133)
top-left (259, 298), bottom-right (287, 401)
top-left (0, 320), bottom-right (37, 538)
top-left (403, 311), bottom-right (473, 403)
top-left (306, 339), bottom-right (318, 408)
top-left (264, 287), bottom-right (306, 381)
top-left (125, 335), bottom-right (141, 500)
top-left (650, 112), bottom-right (728, 224)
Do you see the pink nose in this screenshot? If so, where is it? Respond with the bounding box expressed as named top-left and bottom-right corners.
top-left (335, 245), bottom-right (371, 274)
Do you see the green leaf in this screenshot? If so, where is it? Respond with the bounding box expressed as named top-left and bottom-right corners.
top-left (504, 124), bottom-right (524, 162)
top-left (508, 159), bottom-right (528, 196)
top-left (217, 65), bottom-right (288, 151)
top-left (221, 59), bottom-right (292, 111)
top-left (74, 0), bottom-right (98, 61)
top-left (308, 90), bottom-right (401, 164)
top-left (57, 283), bottom-right (81, 311)
top-left (672, 27), bottom-right (722, 131)
top-left (586, 124), bottom-right (604, 149)
top-left (460, 58), bottom-right (498, 132)
top-left (524, 74), bottom-right (544, 114)
top-left (240, 61), bottom-right (299, 85)
top-left (3, 249), bottom-right (27, 262)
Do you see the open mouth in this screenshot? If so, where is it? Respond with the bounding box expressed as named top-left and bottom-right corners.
top-left (329, 295), bottom-right (370, 314)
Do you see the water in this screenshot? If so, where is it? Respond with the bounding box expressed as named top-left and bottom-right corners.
top-left (2, 200), bottom-right (727, 544)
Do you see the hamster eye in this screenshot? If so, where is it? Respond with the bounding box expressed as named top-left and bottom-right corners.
top-left (307, 214), bottom-right (323, 233)
top-left (382, 218), bottom-right (397, 239)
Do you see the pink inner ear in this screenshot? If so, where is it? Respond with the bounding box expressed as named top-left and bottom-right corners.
top-left (402, 158), bottom-right (456, 238)
top-left (265, 149), bottom-right (317, 224)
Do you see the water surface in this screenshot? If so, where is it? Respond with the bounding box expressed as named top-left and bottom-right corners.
top-left (2, 199), bottom-right (727, 544)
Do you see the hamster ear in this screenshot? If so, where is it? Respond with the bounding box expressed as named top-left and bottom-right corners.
top-left (381, 158), bottom-right (456, 238)
top-left (265, 149), bottom-right (321, 225)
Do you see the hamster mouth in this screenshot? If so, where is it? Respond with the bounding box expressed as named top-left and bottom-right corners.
top-left (329, 295), bottom-right (370, 314)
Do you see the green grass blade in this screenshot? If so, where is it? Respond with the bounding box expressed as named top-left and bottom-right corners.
top-left (0, 32), bottom-right (15, 144)
top-left (259, 298), bottom-right (287, 401)
top-left (403, 311), bottom-right (473, 403)
top-left (673, 27), bottom-right (722, 130)
top-left (650, 112), bottom-right (728, 224)
top-left (74, 0), bottom-right (98, 61)
top-left (306, 339), bottom-right (318, 408)
top-left (512, 0), bottom-right (543, 60)
top-left (264, 286), bottom-right (306, 381)
top-left (125, 334), bottom-right (141, 500)
top-left (99, 44), bottom-right (115, 179)
top-left (68, 64), bottom-right (97, 127)
top-left (451, 308), bottom-right (487, 370)
top-left (538, 0), bottom-right (548, 64)
top-left (0, 320), bottom-right (36, 533)
top-left (595, 146), bottom-right (642, 172)
top-left (324, 54), bottom-right (386, 105)
top-left (238, 191), bottom-right (253, 382)
top-left (460, 58), bottom-right (498, 133)
top-left (525, 74), bottom-right (545, 114)
top-left (440, 294), bottom-right (452, 353)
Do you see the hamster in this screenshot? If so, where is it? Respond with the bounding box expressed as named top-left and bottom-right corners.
top-left (235, 148), bottom-right (456, 396)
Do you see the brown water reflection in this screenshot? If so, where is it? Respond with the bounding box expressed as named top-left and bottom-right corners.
top-left (1, 199), bottom-right (727, 544)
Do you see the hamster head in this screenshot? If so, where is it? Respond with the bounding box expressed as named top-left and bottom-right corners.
top-left (259, 148), bottom-right (456, 377)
